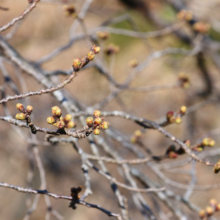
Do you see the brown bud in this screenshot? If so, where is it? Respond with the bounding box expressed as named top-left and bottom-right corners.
top-left (15, 113), bottom-right (26, 120)
top-left (178, 73), bottom-right (190, 88)
top-left (66, 121), bottom-right (76, 128)
top-left (16, 103), bottom-right (24, 112)
top-left (177, 10), bottom-right (193, 21)
top-left (94, 117), bottom-right (102, 125)
top-left (216, 203), bottom-right (220, 211)
top-left (101, 121), bottom-right (110, 130)
top-left (105, 44), bottom-right (119, 55)
top-left (64, 4), bottom-right (76, 17)
top-left (193, 22), bottom-right (210, 34)
top-left (97, 31), bottom-right (109, 40)
top-left (93, 128), bottom-right (100, 135)
top-left (129, 59), bottom-right (138, 68)
top-left (86, 117), bottom-right (93, 126)
top-left (93, 110), bottom-right (101, 117)
top-left (166, 111), bottom-right (174, 120)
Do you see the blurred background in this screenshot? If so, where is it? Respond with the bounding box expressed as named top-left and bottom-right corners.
top-left (0, 0), bottom-right (220, 219)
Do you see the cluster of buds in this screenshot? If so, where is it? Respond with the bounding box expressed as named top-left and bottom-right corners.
top-left (165, 145), bottom-right (185, 159)
top-left (72, 45), bottom-right (100, 71)
top-left (15, 103), bottom-right (33, 120)
top-left (193, 21), bottom-right (210, 34)
top-left (129, 59), bottom-right (138, 68)
top-left (130, 130), bottom-right (142, 143)
top-left (96, 31), bottom-right (109, 40)
top-left (64, 4), bottom-right (76, 17)
top-left (47, 106), bottom-right (76, 130)
top-left (178, 73), bottom-right (190, 88)
top-left (105, 43), bottom-right (119, 55)
top-left (199, 199), bottom-right (220, 219)
top-left (213, 160), bottom-right (220, 174)
top-left (177, 9), bottom-right (193, 21)
top-left (85, 110), bottom-right (110, 135)
top-left (192, 137), bottom-right (215, 152)
top-left (166, 106), bottom-right (187, 125)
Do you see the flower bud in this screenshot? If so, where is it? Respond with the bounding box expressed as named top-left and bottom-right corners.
top-left (216, 203), bottom-right (220, 211)
top-left (202, 138), bottom-right (213, 146)
top-left (93, 110), bottom-right (101, 117)
top-left (129, 59), bottom-right (138, 68)
top-left (206, 206), bottom-right (214, 216)
top-left (184, 139), bottom-right (191, 147)
top-left (134, 130), bottom-right (142, 138)
top-left (193, 22), bottom-right (210, 34)
top-left (198, 209), bottom-right (205, 219)
top-left (93, 128), bottom-right (100, 135)
top-left (15, 113), bottom-right (26, 120)
top-left (26, 105), bottom-right (33, 113)
top-left (178, 73), bottom-right (190, 88)
top-left (101, 121), bottom-right (110, 130)
top-left (66, 121), bottom-right (76, 128)
top-left (105, 44), bottom-right (119, 55)
top-left (51, 106), bottom-right (59, 115)
top-left (97, 31), bottom-right (109, 40)
top-left (94, 117), bottom-right (102, 125)
top-left (213, 160), bottom-right (220, 173)
top-left (180, 106), bottom-right (187, 114)
top-left (64, 4), bottom-right (76, 17)
top-left (47, 117), bottom-right (55, 124)
top-left (168, 151), bottom-right (178, 159)
top-left (93, 46), bottom-right (100, 54)
top-left (166, 111), bottom-right (174, 121)
top-left (55, 108), bottom-right (62, 117)
top-left (16, 103), bottom-right (24, 112)
top-left (64, 114), bottom-right (72, 122)
top-left (130, 136), bottom-right (137, 143)
top-left (73, 58), bottom-right (81, 71)
top-left (177, 10), bottom-right (193, 21)
top-left (57, 121), bottom-right (65, 129)
top-left (86, 117), bottom-right (93, 126)
top-left (210, 199), bottom-right (217, 207)
top-left (87, 51), bottom-right (95, 60)
top-left (175, 117), bottom-right (182, 124)
top-left (209, 140), bottom-right (215, 147)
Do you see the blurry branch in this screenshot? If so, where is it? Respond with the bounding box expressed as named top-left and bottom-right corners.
top-left (0, 6), bottom-right (9, 11)
top-left (86, 154), bottom-right (151, 164)
top-left (0, 71), bottom-right (76, 104)
top-left (0, 182), bottom-right (123, 220)
top-left (0, 116), bottom-right (94, 138)
top-left (73, 110), bottom-right (214, 166)
top-left (0, 0), bottom-right (40, 33)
